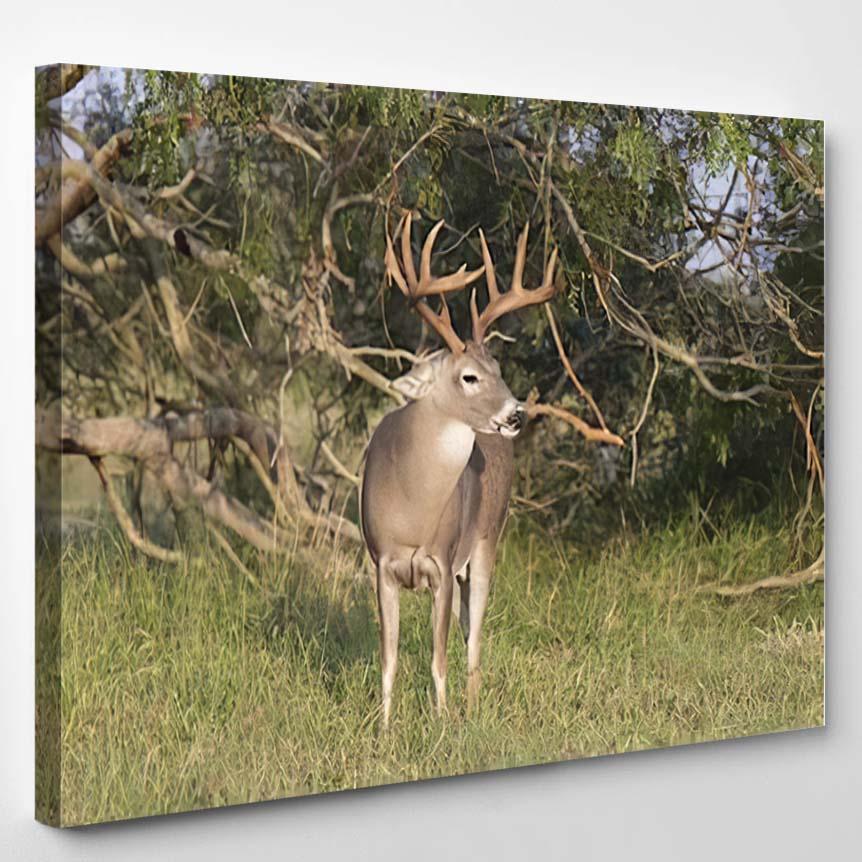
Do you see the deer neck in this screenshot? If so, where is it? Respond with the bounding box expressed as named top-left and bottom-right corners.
top-left (403, 397), bottom-right (476, 497)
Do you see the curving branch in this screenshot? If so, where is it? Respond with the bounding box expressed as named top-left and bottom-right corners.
top-left (321, 187), bottom-right (376, 290)
top-left (698, 549), bottom-right (824, 596)
top-left (544, 304), bottom-right (612, 433)
top-left (36, 406), bottom-right (361, 559)
top-left (46, 235), bottom-right (127, 278)
top-left (525, 399), bottom-right (625, 447)
top-left (54, 155), bottom-right (408, 411)
top-left (89, 456), bottom-right (183, 564)
top-left (551, 182), bottom-right (775, 406)
top-left (35, 128), bottom-right (132, 246)
top-left (265, 119), bottom-right (326, 165)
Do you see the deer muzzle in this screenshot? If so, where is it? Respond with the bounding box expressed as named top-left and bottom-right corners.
top-left (492, 402), bottom-right (525, 438)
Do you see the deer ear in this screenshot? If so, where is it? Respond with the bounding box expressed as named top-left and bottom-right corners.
top-left (391, 351), bottom-right (445, 400)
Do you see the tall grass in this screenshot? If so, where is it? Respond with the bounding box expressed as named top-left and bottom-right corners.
top-left (42, 506), bottom-right (823, 825)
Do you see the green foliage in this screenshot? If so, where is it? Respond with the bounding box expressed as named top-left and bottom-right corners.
top-left (612, 121), bottom-right (660, 191)
top-left (40, 68), bottom-right (824, 543)
top-left (341, 85), bottom-right (428, 130)
top-left (34, 70), bottom-right (54, 134)
top-left (458, 91), bottom-right (510, 122)
top-left (204, 74), bottom-right (280, 129)
top-left (131, 70), bottom-right (203, 188)
top-left (701, 112), bottom-right (754, 174)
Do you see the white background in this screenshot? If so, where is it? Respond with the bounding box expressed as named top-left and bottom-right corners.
top-left (2, 2), bottom-right (859, 858)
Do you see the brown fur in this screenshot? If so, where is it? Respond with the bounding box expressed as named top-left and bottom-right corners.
top-left (361, 343), bottom-right (519, 725)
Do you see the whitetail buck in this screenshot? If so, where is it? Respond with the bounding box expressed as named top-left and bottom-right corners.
top-left (360, 214), bottom-right (558, 727)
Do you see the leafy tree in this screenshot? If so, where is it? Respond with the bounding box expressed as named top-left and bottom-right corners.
top-left (35, 67), bottom-right (823, 586)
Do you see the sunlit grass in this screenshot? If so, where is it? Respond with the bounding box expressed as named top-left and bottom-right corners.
top-left (42, 508), bottom-right (823, 825)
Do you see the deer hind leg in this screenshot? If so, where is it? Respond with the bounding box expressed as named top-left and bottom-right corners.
top-left (376, 558), bottom-right (400, 730)
top-left (465, 541), bottom-right (495, 715)
top-left (452, 565), bottom-right (470, 643)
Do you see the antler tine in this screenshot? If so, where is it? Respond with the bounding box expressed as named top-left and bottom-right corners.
top-left (399, 213), bottom-right (419, 292)
top-left (384, 214), bottom-right (485, 353)
top-left (511, 223), bottom-right (530, 293)
top-left (419, 220), bottom-right (444, 292)
top-left (438, 293), bottom-right (454, 329)
top-left (469, 288), bottom-right (481, 345)
top-left (417, 219), bottom-right (485, 297)
top-left (385, 218), bottom-right (410, 297)
top-left (478, 229), bottom-right (500, 301)
top-left (472, 223), bottom-right (559, 343)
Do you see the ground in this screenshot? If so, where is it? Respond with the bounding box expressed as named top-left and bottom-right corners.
top-left (38, 506), bottom-right (823, 826)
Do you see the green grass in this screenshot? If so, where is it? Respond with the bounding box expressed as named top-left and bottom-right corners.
top-left (41, 509), bottom-right (824, 826)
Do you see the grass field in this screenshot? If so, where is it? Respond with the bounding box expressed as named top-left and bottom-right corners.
top-left (39, 504), bottom-right (824, 826)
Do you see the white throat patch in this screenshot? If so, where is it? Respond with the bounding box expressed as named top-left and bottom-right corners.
top-left (437, 421), bottom-right (475, 464)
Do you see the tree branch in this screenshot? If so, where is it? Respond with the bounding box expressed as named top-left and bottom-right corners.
top-left (35, 128), bottom-right (132, 246)
top-left (525, 400), bottom-right (625, 447)
top-left (698, 550), bottom-right (824, 596)
top-left (89, 456), bottom-right (183, 564)
top-left (36, 406), bottom-right (361, 553)
top-left (544, 304), bottom-right (611, 432)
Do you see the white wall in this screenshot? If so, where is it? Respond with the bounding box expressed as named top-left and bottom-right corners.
top-left (2, 2), bottom-right (858, 858)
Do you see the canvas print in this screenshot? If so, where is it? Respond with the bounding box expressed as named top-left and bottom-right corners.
top-left (35, 65), bottom-right (825, 826)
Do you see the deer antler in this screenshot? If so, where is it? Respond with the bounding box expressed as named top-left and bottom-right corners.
top-left (471, 223), bottom-right (559, 343)
top-left (385, 213), bottom-right (484, 353)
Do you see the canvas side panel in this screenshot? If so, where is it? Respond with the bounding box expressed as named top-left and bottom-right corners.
top-left (34, 64), bottom-right (65, 827)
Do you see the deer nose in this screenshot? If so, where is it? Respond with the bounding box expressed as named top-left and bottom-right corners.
top-left (507, 406), bottom-right (526, 431)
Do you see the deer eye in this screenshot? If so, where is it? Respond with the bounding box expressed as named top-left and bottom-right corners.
top-left (462, 373), bottom-right (479, 385)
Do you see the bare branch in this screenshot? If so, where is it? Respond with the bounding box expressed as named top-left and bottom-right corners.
top-left (37, 406), bottom-right (361, 549)
top-left (265, 120), bottom-right (326, 165)
top-left (544, 304), bottom-right (610, 432)
top-left (155, 168), bottom-right (197, 200)
top-left (320, 441), bottom-right (360, 486)
top-left (89, 456), bottom-right (183, 564)
top-left (525, 400), bottom-right (625, 447)
top-left (46, 235), bottom-right (126, 277)
top-left (35, 128), bottom-right (132, 246)
top-left (698, 550), bottom-right (824, 596)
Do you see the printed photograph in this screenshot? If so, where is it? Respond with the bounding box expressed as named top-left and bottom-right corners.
top-left (35, 65), bottom-right (824, 826)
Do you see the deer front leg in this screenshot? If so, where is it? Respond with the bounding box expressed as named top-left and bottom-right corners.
top-left (376, 560), bottom-right (400, 730)
top-left (430, 564), bottom-right (453, 717)
top-left (465, 542), bottom-right (494, 714)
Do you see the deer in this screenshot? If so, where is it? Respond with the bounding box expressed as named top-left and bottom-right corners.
top-left (360, 214), bottom-right (558, 728)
